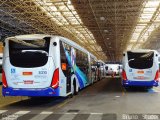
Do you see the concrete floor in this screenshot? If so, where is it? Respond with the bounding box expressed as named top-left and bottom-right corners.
top-left (0, 77), bottom-right (160, 120)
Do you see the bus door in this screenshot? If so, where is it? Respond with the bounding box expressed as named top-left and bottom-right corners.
top-left (97, 62), bottom-right (101, 80)
top-left (60, 41), bottom-right (72, 93)
top-left (66, 63), bottom-right (72, 93)
top-left (91, 65), bottom-right (96, 82)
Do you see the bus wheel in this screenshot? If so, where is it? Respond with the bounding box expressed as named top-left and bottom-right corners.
top-left (70, 80), bottom-right (77, 98)
top-left (124, 87), bottom-right (130, 91)
top-left (146, 86), bottom-right (153, 89)
top-left (73, 80), bottom-right (78, 95)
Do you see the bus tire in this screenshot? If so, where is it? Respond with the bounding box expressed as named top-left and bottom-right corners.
top-left (73, 80), bottom-right (78, 95)
top-left (98, 77), bottom-right (100, 81)
top-left (146, 86), bottom-right (153, 89)
top-left (70, 79), bottom-right (77, 98)
top-left (124, 87), bottom-right (130, 91)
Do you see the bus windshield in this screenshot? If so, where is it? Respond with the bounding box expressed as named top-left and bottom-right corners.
top-left (127, 51), bottom-right (154, 69)
top-left (9, 37), bottom-right (50, 68)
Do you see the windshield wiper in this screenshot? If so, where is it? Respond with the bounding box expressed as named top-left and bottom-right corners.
top-left (21, 50), bottom-right (48, 56)
top-left (128, 58), bottom-right (135, 62)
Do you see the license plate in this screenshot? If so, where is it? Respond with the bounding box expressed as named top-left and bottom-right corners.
top-left (24, 80), bottom-right (33, 84)
top-left (133, 76), bottom-right (145, 80)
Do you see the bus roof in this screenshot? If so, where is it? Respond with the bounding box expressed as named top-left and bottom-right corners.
top-left (6, 34), bottom-right (52, 41)
top-left (124, 49), bottom-right (158, 53)
top-left (97, 60), bottom-right (105, 64)
top-left (58, 36), bottom-right (89, 54)
top-left (6, 34), bottom-right (97, 59)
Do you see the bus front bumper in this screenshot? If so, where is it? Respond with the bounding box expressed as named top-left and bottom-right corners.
top-left (122, 80), bottom-right (159, 87)
top-left (2, 87), bottom-right (60, 97)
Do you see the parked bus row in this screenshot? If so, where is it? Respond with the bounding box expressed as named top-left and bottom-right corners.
top-left (2, 34), bottom-right (160, 97)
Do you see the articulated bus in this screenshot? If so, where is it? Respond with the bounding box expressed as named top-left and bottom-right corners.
top-left (2, 34), bottom-right (99, 97)
top-left (122, 49), bottom-right (159, 89)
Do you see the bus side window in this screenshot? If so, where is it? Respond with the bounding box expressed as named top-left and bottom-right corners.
top-left (76, 49), bottom-right (89, 76)
top-left (60, 41), bottom-right (68, 76)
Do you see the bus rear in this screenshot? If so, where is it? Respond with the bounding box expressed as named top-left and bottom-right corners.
top-left (2, 35), bottom-right (60, 96)
top-left (122, 50), bottom-right (159, 88)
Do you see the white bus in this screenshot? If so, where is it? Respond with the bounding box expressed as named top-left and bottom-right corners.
top-left (122, 49), bottom-right (159, 88)
top-left (105, 64), bottom-right (121, 77)
top-left (2, 34), bottom-right (99, 97)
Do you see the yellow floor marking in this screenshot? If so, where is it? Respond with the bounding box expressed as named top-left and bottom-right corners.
top-left (58, 96), bottom-right (76, 108)
top-left (58, 100), bottom-right (71, 108)
top-left (122, 91), bottom-right (125, 96)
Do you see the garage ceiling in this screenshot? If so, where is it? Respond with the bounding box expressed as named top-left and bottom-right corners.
top-left (72, 0), bottom-right (144, 61)
top-left (0, 0), bottom-right (160, 61)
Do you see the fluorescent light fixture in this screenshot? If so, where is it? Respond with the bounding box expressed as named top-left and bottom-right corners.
top-left (104, 30), bottom-right (109, 33)
top-left (100, 17), bottom-right (105, 21)
top-left (127, 44), bottom-right (133, 50)
top-left (67, 0), bottom-right (71, 5)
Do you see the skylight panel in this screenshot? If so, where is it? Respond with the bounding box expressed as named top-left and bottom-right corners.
top-left (34, 0), bottom-right (106, 59)
top-left (127, 0), bottom-right (160, 50)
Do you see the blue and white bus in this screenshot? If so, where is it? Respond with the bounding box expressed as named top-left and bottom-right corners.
top-left (122, 49), bottom-right (159, 89)
top-left (2, 34), bottom-right (99, 97)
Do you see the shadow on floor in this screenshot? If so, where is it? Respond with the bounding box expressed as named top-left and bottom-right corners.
top-left (124, 87), bottom-right (150, 92)
top-left (79, 78), bottom-right (123, 95)
top-left (2, 97), bottom-right (67, 109)
top-left (99, 78), bottom-right (123, 93)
